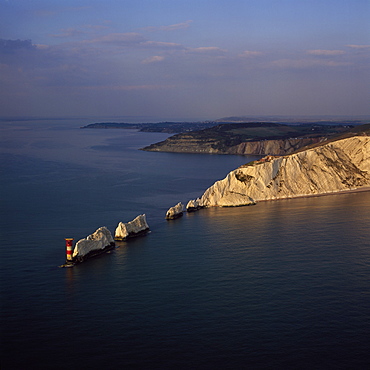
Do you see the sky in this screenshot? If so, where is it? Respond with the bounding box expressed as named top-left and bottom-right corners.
top-left (0, 0), bottom-right (369, 121)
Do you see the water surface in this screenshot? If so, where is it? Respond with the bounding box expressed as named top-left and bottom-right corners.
top-left (1, 119), bottom-right (369, 369)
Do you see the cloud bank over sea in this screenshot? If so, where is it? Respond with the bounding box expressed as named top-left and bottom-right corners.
top-left (1, 0), bottom-right (369, 119)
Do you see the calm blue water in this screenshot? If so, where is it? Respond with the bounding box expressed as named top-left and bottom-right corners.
top-left (1, 119), bottom-right (370, 369)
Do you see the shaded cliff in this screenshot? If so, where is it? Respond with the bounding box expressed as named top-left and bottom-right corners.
top-left (142, 122), bottom-right (355, 155)
top-left (226, 137), bottom-right (325, 155)
top-left (200, 136), bottom-right (370, 207)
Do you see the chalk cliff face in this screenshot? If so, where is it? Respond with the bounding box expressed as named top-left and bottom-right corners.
top-left (200, 136), bottom-right (370, 207)
top-left (115, 214), bottom-right (149, 241)
top-left (73, 227), bottom-right (114, 258)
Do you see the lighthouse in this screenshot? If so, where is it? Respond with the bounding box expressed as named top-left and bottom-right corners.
top-left (65, 238), bottom-right (74, 262)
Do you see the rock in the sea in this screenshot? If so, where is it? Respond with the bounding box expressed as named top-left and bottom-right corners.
top-left (115, 214), bottom-right (150, 241)
top-left (73, 226), bottom-right (115, 258)
top-left (166, 202), bottom-right (184, 219)
top-left (186, 198), bottom-right (202, 212)
top-left (200, 136), bottom-right (370, 207)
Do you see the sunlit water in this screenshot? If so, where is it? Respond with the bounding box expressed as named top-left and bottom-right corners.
top-left (1, 119), bottom-right (369, 369)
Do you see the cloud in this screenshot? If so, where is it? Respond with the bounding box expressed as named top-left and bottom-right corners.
top-left (0, 38), bottom-right (93, 86)
top-left (0, 39), bottom-right (35, 52)
top-left (143, 20), bottom-right (193, 32)
top-left (86, 33), bottom-right (145, 45)
top-left (239, 50), bottom-right (263, 57)
top-left (50, 22), bottom-right (112, 39)
top-left (346, 44), bottom-right (370, 49)
top-left (84, 34), bottom-right (184, 50)
top-left (306, 49), bottom-right (345, 56)
top-left (35, 44), bottom-right (50, 50)
top-left (142, 41), bottom-right (183, 48)
top-left (141, 55), bottom-right (165, 64)
top-left (271, 58), bottom-right (351, 68)
top-left (186, 46), bottom-right (227, 54)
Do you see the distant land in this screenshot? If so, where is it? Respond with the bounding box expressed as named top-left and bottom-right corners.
top-left (80, 115), bottom-right (370, 134)
top-left (142, 122), bottom-right (370, 156)
top-left (81, 121), bottom-right (220, 133)
top-left (81, 117), bottom-right (369, 156)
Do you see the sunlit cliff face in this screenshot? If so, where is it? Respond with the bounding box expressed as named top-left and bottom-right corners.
top-left (200, 136), bottom-right (370, 207)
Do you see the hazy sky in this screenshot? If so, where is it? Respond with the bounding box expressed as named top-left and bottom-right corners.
top-left (1, 0), bottom-right (369, 120)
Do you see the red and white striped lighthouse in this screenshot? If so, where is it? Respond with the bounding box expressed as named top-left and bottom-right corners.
top-left (65, 238), bottom-right (74, 261)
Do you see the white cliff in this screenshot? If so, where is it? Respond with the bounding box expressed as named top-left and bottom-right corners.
top-left (73, 226), bottom-right (115, 258)
top-left (200, 136), bottom-right (370, 207)
top-left (166, 202), bottom-right (184, 219)
top-left (115, 214), bottom-right (150, 241)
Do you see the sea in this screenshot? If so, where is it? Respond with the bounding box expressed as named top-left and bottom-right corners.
top-left (0, 118), bottom-right (369, 370)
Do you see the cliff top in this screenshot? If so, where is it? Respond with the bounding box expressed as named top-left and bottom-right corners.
top-left (142, 122), bottom-right (367, 152)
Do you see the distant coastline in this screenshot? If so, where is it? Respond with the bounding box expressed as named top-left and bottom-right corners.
top-left (141, 122), bottom-right (370, 156)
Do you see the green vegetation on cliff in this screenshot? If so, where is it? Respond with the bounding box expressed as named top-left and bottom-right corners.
top-left (142, 122), bottom-right (362, 154)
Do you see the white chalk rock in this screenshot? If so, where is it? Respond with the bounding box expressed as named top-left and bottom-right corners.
top-left (166, 202), bottom-right (184, 219)
top-left (73, 226), bottom-right (114, 258)
top-left (115, 214), bottom-right (150, 241)
top-left (186, 198), bottom-right (202, 212)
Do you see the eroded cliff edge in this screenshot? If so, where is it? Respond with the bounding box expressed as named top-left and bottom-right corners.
top-left (200, 136), bottom-right (370, 207)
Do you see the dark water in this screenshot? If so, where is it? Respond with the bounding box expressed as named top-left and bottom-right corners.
top-left (1, 120), bottom-right (369, 369)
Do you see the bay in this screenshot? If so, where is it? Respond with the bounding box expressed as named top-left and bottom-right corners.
top-left (0, 119), bottom-right (369, 369)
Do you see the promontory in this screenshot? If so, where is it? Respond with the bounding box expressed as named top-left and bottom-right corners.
top-left (199, 133), bottom-right (370, 207)
top-left (141, 122), bottom-right (357, 155)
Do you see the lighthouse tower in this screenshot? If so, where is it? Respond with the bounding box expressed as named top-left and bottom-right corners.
top-left (65, 238), bottom-right (74, 262)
